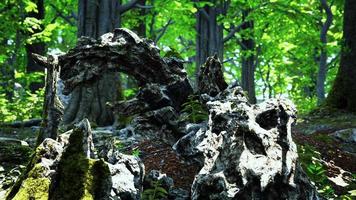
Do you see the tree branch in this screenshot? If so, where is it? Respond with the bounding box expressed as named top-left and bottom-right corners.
top-left (223, 22), bottom-right (247, 43)
top-left (155, 19), bottom-right (174, 43)
top-left (135, 4), bottom-right (153, 9)
top-left (49, 3), bottom-right (76, 26)
top-left (320, 0), bottom-right (333, 44)
top-left (119, 0), bottom-right (139, 14)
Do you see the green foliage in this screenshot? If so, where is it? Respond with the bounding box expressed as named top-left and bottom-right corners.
top-left (180, 95), bottom-right (208, 123)
top-left (123, 88), bottom-right (137, 100)
top-left (298, 144), bottom-right (356, 199)
top-left (0, 0), bottom-right (346, 119)
top-left (141, 180), bottom-right (168, 200)
top-left (0, 87), bottom-right (44, 122)
top-left (298, 144), bottom-right (335, 198)
top-left (131, 148), bottom-right (140, 158)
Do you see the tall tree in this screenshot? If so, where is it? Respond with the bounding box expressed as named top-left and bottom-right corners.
top-left (316, 0), bottom-right (333, 105)
top-left (195, 0), bottom-right (225, 76)
top-left (26, 0), bottom-right (45, 92)
top-left (240, 8), bottom-right (257, 104)
top-left (63, 0), bottom-right (138, 126)
top-left (326, 0), bottom-right (356, 111)
top-left (132, 0), bottom-right (147, 37)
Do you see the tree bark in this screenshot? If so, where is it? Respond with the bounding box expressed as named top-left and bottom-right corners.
top-left (326, 0), bottom-right (356, 111)
top-left (64, 0), bottom-right (136, 126)
top-left (26, 0), bottom-right (45, 92)
top-left (240, 9), bottom-right (257, 104)
top-left (316, 0), bottom-right (333, 105)
top-left (32, 54), bottom-right (64, 145)
top-left (195, 0), bottom-right (224, 78)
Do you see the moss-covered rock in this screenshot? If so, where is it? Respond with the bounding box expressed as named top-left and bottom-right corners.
top-left (6, 138), bottom-right (63, 200)
top-left (49, 119), bottom-right (111, 200)
top-left (6, 118), bottom-right (142, 200)
top-left (50, 154), bottom-right (111, 200)
top-left (12, 164), bottom-right (51, 200)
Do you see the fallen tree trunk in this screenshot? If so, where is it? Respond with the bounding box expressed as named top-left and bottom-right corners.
top-left (59, 28), bottom-right (193, 126)
top-left (0, 118), bottom-right (42, 128)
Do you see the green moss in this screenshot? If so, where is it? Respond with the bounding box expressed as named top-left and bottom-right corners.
top-left (91, 159), bottom-right (111, 199)
top-left (52, 153), bottom-right (111, 200)
top-left (5, 139), bottom-right (55, 200)
top-left (7, 124), bottom-right (112, 200)
top-left (50, 126), bottom-right (90, 199)
top-left (12, 164), bottom-right (50, 200)
top-left (12, 177), bottom-right (50, 200)
top-left (50, 126), bottom-right (111, 200)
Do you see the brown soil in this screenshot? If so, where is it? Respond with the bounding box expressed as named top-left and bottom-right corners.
top-left (132, 139), bottom-right (200, 191)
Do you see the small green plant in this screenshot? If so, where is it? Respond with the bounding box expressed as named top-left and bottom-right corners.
top-left (114, 139), bottom-right (124, 150)
top-left (123, 88), bottom-right (137, 100)
top-left (306, 161), bottom-right (327, 183)
top-left (141, 180), bottom-right (168, 200)
top-left (180, 95), bottom-right (208, 123)
top-left (131, 148), bottom-right (140, 158)
top-left (298, 144), bottom-right (336, 199)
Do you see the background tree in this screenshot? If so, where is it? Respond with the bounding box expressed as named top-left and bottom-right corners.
top-left (240, 8), bottom-right (257, 103)
top-left (316, 0), bottom-right (333, 105)
top-left (195, 0), bottom-right (225, 76)
top-left (63, 0), bottom-right (140, 126)
top-left (25, 0), bottom-right (45, 92)
top-left (326, 0), bottom-right (356, 112)
top-left (0, 0), bottom-right (346, 122)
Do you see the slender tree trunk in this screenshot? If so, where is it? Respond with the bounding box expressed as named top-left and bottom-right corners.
top-left (133, 0), bottom-right (146, 37)
top-left (240, 9), bottom-right (256, 104)
top-left (316, 0), bottom-right (333, 105)
top-left (26, 0), bottom-right (45, 92)
top-left (326, 0), bottom-right (356, 111)
top-left (195, 0), bottom-right (224, 78)
top-left (64, 0), bottom-right (124, 126)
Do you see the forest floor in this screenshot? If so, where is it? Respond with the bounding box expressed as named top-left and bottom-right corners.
top-left (293, 109), bottom-right (356, 196)
top-left (0, 109), bottom-right (355, 198)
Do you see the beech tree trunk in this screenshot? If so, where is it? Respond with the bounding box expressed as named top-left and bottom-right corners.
top-left (195, 0), bottom-right (224, 77)
top-left (316, 0), bottom-right (333, 105)
top-left (240, 9), bottom-right (257, 104)
top-left (326, 0), bottom-right (356, 111)
top-left (64, 0), bottom-right (124, 126)
top-left (26, 0), bottom-right (45, 92)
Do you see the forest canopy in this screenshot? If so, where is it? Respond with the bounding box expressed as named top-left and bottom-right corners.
top-left (0, 0), bottom-right (345, 122)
